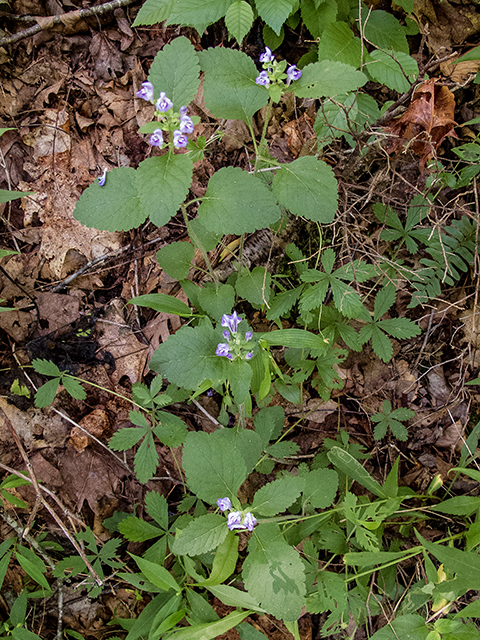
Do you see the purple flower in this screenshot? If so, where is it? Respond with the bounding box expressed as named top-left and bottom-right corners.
top-left (173, 130), bottom-right (188, 149)
top-left (286, 65), bottom-right (302, 85)
top-left (221, 311), bottom-right (241, 334)
top-left (98, 168), bottom-right (107, 187)
top-left (245, 331), bottom-right (253, 341)
top-left (217, 497), bottom-right (232, 512)
top-left (179, 116), bottom-right (194, 134)
top-left (206, 388), bottom-right (214, 397)
top-left (137, 81), bottom-right (154, 103)
top-left (156, 92), bottom-right (173, 112)
top-left (179, 106), bottom-right (188, 117)
top-left (255, 71), bottom-right (270, 87)
top-left (245, 352), bottom-right (253, 360)
top-left (243, 512), bottom-right (257, 532)
top-left (216, 343), bottom-right (231, 357)
top-left (149, 129), bottom-right (164, 148)
top-left (227, 511), bottom-right (243, 530)
top-left (223, 330), bottom-right (231, 341)
top-left (259, 47), bottom-right (275, 63)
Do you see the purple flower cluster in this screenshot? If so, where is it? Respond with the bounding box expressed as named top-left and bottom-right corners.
top-left (136, 82), bottom-right (195, 150)
top-left (215, 312), bottom-right (254, 361)
top-left (255, 47), bottom-right (302, 91)
top-left (216, 497), bottom-right (257, 532)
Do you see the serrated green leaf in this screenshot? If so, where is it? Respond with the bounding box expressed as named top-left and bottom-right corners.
top-left (377, 317), bottom-right (421, 339)
top-left (367, 50), bottom-right (418, 93)
top-left (198, 47), bottom-right (268, 123)
top-left (263, 24), bottom-right (284, 50)
top-left (272, 156), bottom-right (338, 224)
top-left (371, 324), bottom-right (394, 362)
top-left (129, 293), bottom-right (192, 317)
top-left (150, 322), bottom-right (228, 390)
top-left (314, 95), bottom-right (351, 147)
top-left (147, 37), bottom-right (200, 109)
top-left (266, 286), bottom-right (303, 320)
top-left (134, 431), bottom-right (159, 484)
top-left (225, 1), bottom-right (254, 43)
top-left (135, 154), bottom-right (193, 228)
top-left (34, 378), bottom-right (61, 408)
top-left (317, 21), bottom-right (361, 68)
top-left (255, 0), bottom-right (295, 35)
top-left (182, 430), bottom-right (248, 504)
top-left (235, 266), bottom-right (272, 306)
top-left (62, 376), bottom-right (87, 401)
top-left (145, 491), bottom-right (168, 530)
top-left (328, 446), bottom-right (387, 498)
top-left (302, 468), bottom-right (338, 509)
top-left (153, 411), bottom-right (187, 448)
top-left (251, 476), bottom-right (304, 516)
top-left (243, 523), bottom-right (306, 621)
top-left (156, 241), bottom-right (194, 281)
top-left (172, 513), bottom-right (228, 556)
top-left (74, 167), bottom-right (145, 232)
top-left (130, 553), bottom-right (180, 592)
top-left (293, 60), bottom-right (367, 99)
top-left (237, 622), bottom-right (269, 640)
top-left (301, 0), bottom-right (337, 38)
top-left (265, 440), bottom-right (300, 458)
top-left (132, 0), bottom-right (175, 26)
top-left (197, 283), bottom-right (235, 322)
top-left (32, 358), bottom-right (61, 377)
top-left (373, 284), bottom-right (396, 320)
top-left (108, 425), bottom-right (143, 451)
top-left (254, 406), bottom-right (284, 447)
top-left (118, 517), bottom-right (163, 542)
top-left (198, 167), bottom-right (280, 234)
top-left (362, 9), bottom-right (409, 54)
top-left (330, 279), bottom-right (364, 318)
top-left (201, 530), bottom-right (238, 585)
top-left (166, 0), bottom-right (234, 33)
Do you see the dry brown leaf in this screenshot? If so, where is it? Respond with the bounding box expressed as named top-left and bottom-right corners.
top-left (384, 79), bottom-right (457, 169)
top-left (70, 408), bottom-right (112, 452)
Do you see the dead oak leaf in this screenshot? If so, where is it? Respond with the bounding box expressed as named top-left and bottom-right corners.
top-left (384, 78), bottom-right (457, 169)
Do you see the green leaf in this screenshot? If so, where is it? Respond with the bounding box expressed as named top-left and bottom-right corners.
top-left (34, 378), bottom-right (61, 408)
top-left (371, 325), bottom-right (393, 363)
top-left (154, 412), bottom-right (188, 448)
top-left (197, 283), bottom-right (235, 322)
top-left (362, 9), bottom-right (409, 53)
top-left (367, 50), bottom-right (418, 93)
top-left (272, 157), bottom-right (338, 224)
top-left (148, 37), bottom-right (200, 109)
top-left (156, 241), bottom-right (194, 281)
top-left (395, 0), bottom-right (413, 11)
top-left (254, 405), bottom-right (285, 447)
top-left (251, 476), bottom-right (304, 516)
top-left (164, 610), bottom-right (250, 640)
top-left (458, 45), bottom-right (480, 63)
top-left (265, 440), bottom-right (300, 459)
top-left (235, 266), bottom-right (272, 306)
top-left (132, 0), bottom-right (175, 26)
top-left (237, 622), bottom-right (269, 640)
top-left (243, 523), bottom-right (306, 621)
top-left (118, 517), bottom-right (163, 542)
top-left (198, 47), bottom-right (269, 123)
top-left (201, 530), bottom-right (238, 585)
top-left (262, 24), bottom-right (284, 51)
top-left (145, 491), bottom-right (168, 530)
top-left (373, 284), bottom-right (396, 320)
top-left (16, 548), bottom-right (49, 590)
top-left (377, 317), bottom-right (421, 339)
top-left (11, 627), bottom-right (43, 640)
top-left (0, 190), bottom-right (34, 204)
top-left (207, 584), bottom-right (265, 612)
top-left (302, 468), bottom-right (338, 509)
top-left (317, 21), bottom-right (361, 68)
top-left (188, 217), bottom-right (221, 252)
top-left (62, 376), bottom-right (87, 401)
top-left (198, 167), bottom-right (280, 234)
top-left (225, 1), bottom-right (254, 43)
top-left (301, 0), bottom-right (337, 38)
top-left (130, 553), bottom-right (180, 592)
top-left (431, 496), bottom-right (480, 517)
top-left (255, 0), bottom-right (296, 35)
top-left (0, 550), bottom-right (12, 590)
top-left (293, 60), bottom-right (367, 99)
top-left (32, 359), bottom-right (61, 377)
top-left (166, 0), bottom-right (235, 34)
top-left (182, 430), bottom-right (248, 504)
top-left (328, 446), bottom-right (387, 498)
top-left (109, 427), bottom-right (146, 451)
top-left (172, 513), bottom-right (228, 556)
top-left (150, 322), bottom-right (228, 390)
top-left (135, 154), bottom-right (193, 228)
top-left (74, 167), bottom-right (145, 232)
top-left (229, 358), bottom-right (253, 406)
top-left (259, 328), bottom-right (330, 349)
top-left (266, 286), bottom-right (303, 321)
top-left (129, 293), bottom-right (192, 317)
top-left (368, 615), bottom-right (428, 640)
top-left (134, 431), bottom-right (159, 484)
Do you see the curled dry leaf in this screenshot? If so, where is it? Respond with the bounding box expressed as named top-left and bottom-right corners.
top-left (384, 78), bottom-right (457, 169)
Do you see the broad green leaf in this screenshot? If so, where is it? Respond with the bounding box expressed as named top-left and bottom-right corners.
top-left (130, 553), bottom-right (180, 592)
top-left (373, 284), bottom-right (396, 321)
top-left (255, 0), bottom-right (296, 35)
top-left (367, 50), bottom-right (418, 93)
top-left (235, 266), bottom-right (272, 306)
top-left (266, 440), bottom-right (300, 459)
top-left (74, 167), bottom-right (145, 231)
top-left (11, 627), bottom-right (43, 640)
top-left (135, 154), bottom-right (193, 228)
top-left (237, 622), bottom-right (269, 639)
top-left (198, 47), bottom-right (269, 123)
top-left (369, 614), bottom-right (428, 640)
top-left (134, 431), bottom-right (159, 484)
top-left (166, 0), bottom-right (235, 33)
top-left (197, 283), bottom-right (235, 322)
top-left (118, 517), bottom-right (163, 542)
top-left (259, 328), bottom-right (329, 349)
top-left (377, 317), bottom-right (421, 339)
top-left (362, 9), bottom-right (409, 53)
top-left (243, 523), bottom-right (306, 621)
top-left (301, 0), bottom-right (337, 38)
top-left (62, 376), bottom-right (87, 401)
top-left (166, 610), bottom-right (250, 640)
top-left (148, 36), bottom-right (200, 109)
top-left (145, 491), bottom-right (168, 530)
top-left (371, 325), bottom-right (393, 362)
top-left (215, 428), bottom-right (264, 476)
top-left (272, 156), bottom-right (338, 223)
top-left (314, 95), bottom-right (351, 147)
top-left (266, 286), bottom-right (303, 321)
top-left (417, 532), bottom-right (480, 591)
top-left (317, 21), bottom-right (361, 68)
top-left (293, 60), bottom-right (367, 99)
top-left (150, 322), bottom-right (228, 390)
top-left (328, 446), bottom-right (387, 498)
top-left (229, 358), bottom-right (253, 406)
top-left (16, 550), bottom-right (49, 590)
top-left (154, 412), bottom-right (187, 448)
top-left (207, 584), bottom-right (265, 612)
top-left (201, 530), bottom-right (238, 585)
top-left (431, 496), bottom-right (480, 516)
top-left (0, 190), bottom-right (34, 204)
top-left (395, 0), bottom-right (413, 11)
top-left (262, 24), bottom-right (284, 50)
top-left (302, 468), bottom-right (338, 508)
top-left (156, 241), bottom-right (194, 281)
top-left (188, 216), bottom-right (221, 252)
top-left (254, 405), bottom-right (285, 447)
top-left (329, 279), bottom-right (364, 318)
top-left (32, 359), bottom-right (61, 377)
top-left (225, 1), bottom-right (254, 43)
top-left (182, 430), bottom-right (248, 504)
top-left (198, 167), bottom-right (280, 234)
top-left (129, 293), bottom-right (192, 317)
top-left (172, 513), bottom-right (228, 556)
top-left (251, 476), bottom-right (304, 516)
top-left (109, 427), bottom-right (146, 451)
top-left (34, 378), bottom-right (60, 408)
top-left (132, 0), bottom-right (175, 26)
